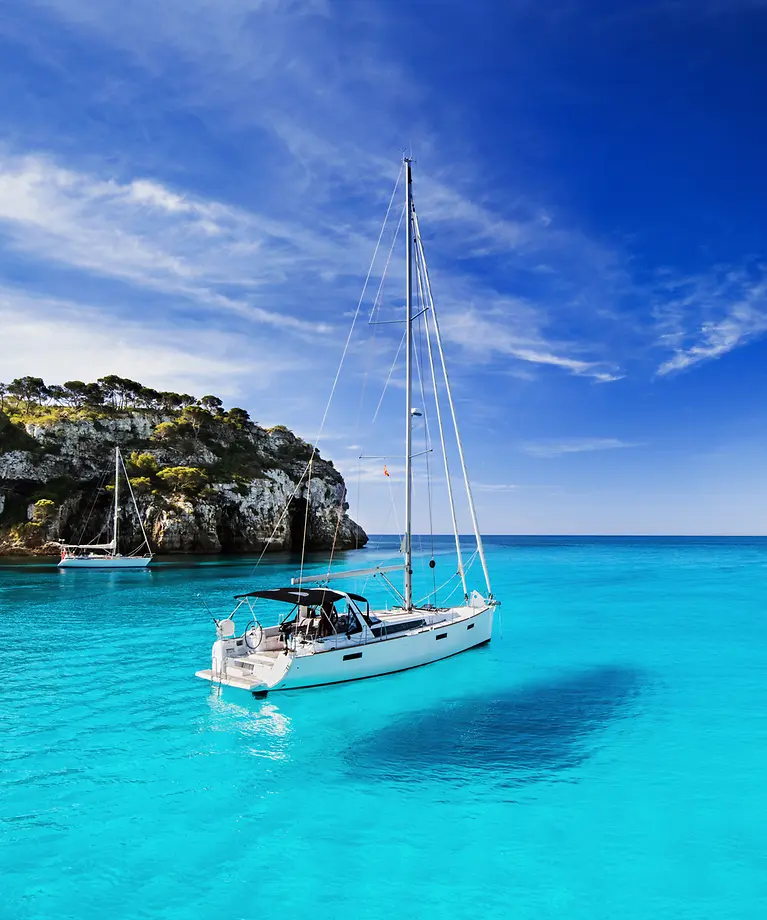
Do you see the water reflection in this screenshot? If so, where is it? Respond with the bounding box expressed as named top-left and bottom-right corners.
top-left (347, 666), bottom-right (643, 785)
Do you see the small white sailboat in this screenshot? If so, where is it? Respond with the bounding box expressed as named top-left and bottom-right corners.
top-left (58, 446), bottom-right (153, 569)
top-left (196, 159), bottom-right (498, 694)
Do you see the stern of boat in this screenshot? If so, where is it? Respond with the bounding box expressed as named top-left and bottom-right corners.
top-left (196, 620), bottom-right (292, 694)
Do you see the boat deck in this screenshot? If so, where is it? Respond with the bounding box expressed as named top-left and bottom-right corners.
top-left (196, 648), bottom-right (280, 691)
top-left (195, 669), bottom-right (268, 691)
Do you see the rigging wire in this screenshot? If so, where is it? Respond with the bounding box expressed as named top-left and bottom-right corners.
top-left (350, 203), bottom-right (406, 550)
top-left (74, 461), bottom-right (110, 545)
top-left (371, 328), bottom-right (406, 427)
top-left (353, 200), bottom-right (406, 501)
top-left (248, 456), bottom-right (312, 577)
top-left (415, 549), bottom-right (479, 608)
top-left (324, 484), bottom-right (347, 579)
top-left (120, 450), bottom-right (152, 554)
top-left (367, 203), bottom-right (406, 325)
top-left (240, 164), bottom-right (493, 619)
top-left (386, 466), bottom-right (403, 547)
top-left (355, 459), bottom-right (363, 552)
top-left (412, 205), bottom-right (492, 598)
top-left (297, 164), bottom-right (405, 588)
top-left (247, 164), bottom-right (404, 582)
top-left (412, 278), bottom-right (436, 602)
top-left (413, 228), bottom-right (468, 600)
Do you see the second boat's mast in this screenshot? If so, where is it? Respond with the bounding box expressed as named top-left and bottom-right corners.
top-left (112, 446), bottom-right (119, 554)
top-left (404, 158), bottom-right (414, 610)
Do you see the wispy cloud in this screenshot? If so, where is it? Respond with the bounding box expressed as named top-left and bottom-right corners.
top-left (523, 438), bottom-right (642, 458)
top-left (2, 0), bottom-right (760, 417)
top-left (437, 302), bottom-right (624, 382)
top-left (0, 150), bottom-right (376, 335)
top-left (0, 1), bottom-right (645, 382)
top-left (0, 286), bottom-right (276, 396)
top-left (653, 267), bottom-right (767, 375)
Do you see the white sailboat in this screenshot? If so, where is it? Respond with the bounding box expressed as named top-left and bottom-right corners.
top-left (196, 159), bottom-right (498, 694)
top-left (58, 446), bottom-right (153, 569)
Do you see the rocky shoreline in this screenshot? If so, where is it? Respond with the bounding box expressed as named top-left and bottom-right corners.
top-left (0, 403), bottom-right (367, 556)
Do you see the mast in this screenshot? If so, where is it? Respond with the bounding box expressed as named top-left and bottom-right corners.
top-left (404, 157), bottom-right (414, 610)
top-left (112, 446), bottom-right (119, 554)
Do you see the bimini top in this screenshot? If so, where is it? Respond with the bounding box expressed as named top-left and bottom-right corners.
top-left (234, 587), bottom-right (367, 606)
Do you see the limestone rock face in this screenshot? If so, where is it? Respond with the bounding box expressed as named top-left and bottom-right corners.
top-left (0, 411), bottom-right (367, 556)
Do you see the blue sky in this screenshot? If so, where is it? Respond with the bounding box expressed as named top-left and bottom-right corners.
top-left (1, 0), bottom-right (767, 534)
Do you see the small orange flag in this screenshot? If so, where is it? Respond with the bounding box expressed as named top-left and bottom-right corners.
top-left (383, 465), bottom-right (390, 477)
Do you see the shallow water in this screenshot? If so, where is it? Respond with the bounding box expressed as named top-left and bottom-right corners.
top-left (2, 536), bottom-right (766, 919)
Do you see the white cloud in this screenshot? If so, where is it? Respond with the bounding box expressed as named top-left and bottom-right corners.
top-left (522, 438), bottom-right (641, 458)
top-left (0, 286), bottom-right (280, 396)
top-left (437, 302), bottom-right (623, 381)
top-left (655, 271), bottom-right (767, 375)
top-left (6, 0), bottom-right (756, 397)
top-left (0, 150), bottom-right (369, 334)
top-left (0, 1), bottom-right (643, 378)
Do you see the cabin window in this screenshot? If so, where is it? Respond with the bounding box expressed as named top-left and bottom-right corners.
top-left (343, 652), bottom-right (363, 661)
top-left (436, 633), bottom-right (447, 640)
top-left (466, 623), bottom-right (475, 630)
top-left (370, 617), bottom-right (426, 639)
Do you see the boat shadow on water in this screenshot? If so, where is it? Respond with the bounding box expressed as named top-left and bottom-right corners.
top-left (346, 665), bottom-right (644, 785)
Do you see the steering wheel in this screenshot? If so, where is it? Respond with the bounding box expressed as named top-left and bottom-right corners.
top-left (243, 619), bottom-right (263, 651)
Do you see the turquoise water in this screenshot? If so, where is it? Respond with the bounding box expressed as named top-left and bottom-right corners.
top-left (2, 536), bottom-right (766, 919)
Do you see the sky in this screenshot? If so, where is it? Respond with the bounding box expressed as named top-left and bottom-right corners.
top-left (1, 0), bottom-right (767, 535)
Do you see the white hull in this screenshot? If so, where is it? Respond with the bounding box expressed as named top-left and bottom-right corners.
top-left (58, 556), bottom-right (152, 569)
top-left (197, 604), bottom-right (494, 694)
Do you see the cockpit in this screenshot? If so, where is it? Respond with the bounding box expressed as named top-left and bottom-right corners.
top-left (233, 587), bottom-right (372, 647)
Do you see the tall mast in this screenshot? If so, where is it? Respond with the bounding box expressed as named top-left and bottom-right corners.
top-left (403, 157), bottom-right (414, 610)
top-left (112, 446), bottom-right (119, 554)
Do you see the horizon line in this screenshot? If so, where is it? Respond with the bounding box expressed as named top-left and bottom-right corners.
top-left (363, 532), bottom-right (767, 538)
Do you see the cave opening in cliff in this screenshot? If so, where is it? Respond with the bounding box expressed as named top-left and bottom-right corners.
top-left (288, 498), bottom-right (311, 551)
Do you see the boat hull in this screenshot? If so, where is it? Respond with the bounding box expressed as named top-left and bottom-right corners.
top-left (198, 604), bottom-right (494, 693)
top-left (281, 605), bottom-right (494, 690)
top-left (58, 556), bottom-right (152, 569)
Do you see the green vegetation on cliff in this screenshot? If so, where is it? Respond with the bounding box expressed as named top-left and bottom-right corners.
top-left (0, 374), bottom-right (252, 427)
top-left (0, 373), bottom-right (325, 480)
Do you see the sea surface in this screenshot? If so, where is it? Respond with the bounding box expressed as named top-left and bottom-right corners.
top-left (1, 535), bottom-right (766, 919)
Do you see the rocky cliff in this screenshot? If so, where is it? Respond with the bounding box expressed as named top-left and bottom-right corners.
top-left (0, 407), bottom-right (367, 556)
